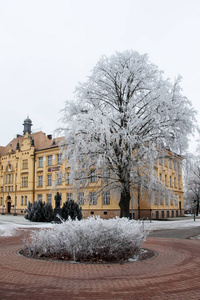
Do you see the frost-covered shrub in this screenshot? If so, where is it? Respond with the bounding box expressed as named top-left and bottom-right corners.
top-left (25, 201), bottom-right (54, 222)
top-left (23, 217), bottom-right (147, 262)
top-left (62, 199), bottom-right (82, 221)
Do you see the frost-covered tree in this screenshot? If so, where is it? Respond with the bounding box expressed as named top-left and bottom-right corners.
top-left (60, 50), bottom-right (196, 218)
top-left (184, 156), bottom-right (200, 215)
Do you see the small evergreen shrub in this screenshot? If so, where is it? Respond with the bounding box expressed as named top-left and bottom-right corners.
top-left (25, 201), bottom-right (54, 222)
top-left (61, 199), bottom-right (82, 221)
top-left (23, 217), bottom-right (147, 262)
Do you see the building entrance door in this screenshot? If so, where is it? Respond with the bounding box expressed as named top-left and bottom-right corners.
top-left (7, 202), bottom-right (11, 213)
top-left (179, 201), bottom-right (182, 214)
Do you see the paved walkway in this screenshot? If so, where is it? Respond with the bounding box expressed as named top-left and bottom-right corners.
top-left (0, 229), bottom-right (200, 299)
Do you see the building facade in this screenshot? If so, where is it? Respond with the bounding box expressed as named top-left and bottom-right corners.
top-left (0, 118), bottom-right (184, 219)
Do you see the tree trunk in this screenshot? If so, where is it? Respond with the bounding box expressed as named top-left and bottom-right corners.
top-left (196, 200), bottom-right (199, 216)
top-left (119, 188), bottom-right (131, 218)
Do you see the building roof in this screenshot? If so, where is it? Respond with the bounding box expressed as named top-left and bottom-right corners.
top-left (0, 131), bottom-right (64, 156)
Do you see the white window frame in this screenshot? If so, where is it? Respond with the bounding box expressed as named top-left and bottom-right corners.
top-left (57, 173), bottom-right (62, 185)
top-left (90, 192), bottom-right (97, 205)
top-left (78, 192), bottom-right (84, 205)
top-left (48, 155), bottom-right (52, 166)
top-left (47, 174), bottom-right (52, 186)
top-left (67, 193), bottom-right (73, 201)
top-left (38, 194), bottom-right (42, 202)
top-left (57, 153), bottom-right (62, 165)
top-left (47, 194), bottom-right (52, 204)
top-left (90, 169), bottom-right (97, 183)
top-left (38, 175), bottom-right (43, 187)
top-left (39, 157), bottom-right (43, 168)
top-left (103, 191), bottom-right (110, 205)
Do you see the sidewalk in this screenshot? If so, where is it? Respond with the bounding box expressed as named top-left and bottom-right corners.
top-left (0, 213), bottom-right (200, 224)
top-left (0, 214), bottom-right (48, 225)
top-left (0, 229), bottom-right (200, 299)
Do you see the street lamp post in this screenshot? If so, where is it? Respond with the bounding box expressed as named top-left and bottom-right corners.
top-left (13, 172), bottom-right (17, 216)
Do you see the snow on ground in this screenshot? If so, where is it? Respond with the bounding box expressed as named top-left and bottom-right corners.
top-left (0, 214), bottom-right (199, 237)
top-left (0, 215), bottom-right (53, 237)
top-left (143, 218), bottom-right (200, 231)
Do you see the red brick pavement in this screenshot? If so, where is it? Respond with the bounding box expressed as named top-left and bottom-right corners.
top-left (0, 229), bottom-right (200, 300)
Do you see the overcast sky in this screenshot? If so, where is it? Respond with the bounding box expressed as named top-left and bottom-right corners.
top-left (0, 0), bottom-right (200, 152)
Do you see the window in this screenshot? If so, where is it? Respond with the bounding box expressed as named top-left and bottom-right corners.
top-left (176, 210), bottom-right (178, 217)
top-left (167, 211), bottom-right (169, 218)
top-left (39, 157), bottom-right (43, 168)
top-left (165, 175), bottom-right (167, 186)
top-left (21, 196), bottom-right (24, 205)
top-left (162, 211), bottom-right (164, 218)
top-left (171, 159), bottom-right (174, 170)
top-left (165, 193), bottom-right (169, 205)
top-left (170, 176), bottom-right (172, 187)
top-left (57, 173), bottom-right (62, 185)
top-left (178, 177), bottom-right (181, 189)
top-left (67, 193), bottom-right (73, 201)
top-left (38, 194), bottom-right (42, 202)
top-left (48, 155), bottom-right (52, 166)
top-left (25, 196), bottom-right (27, 206)
top-left (90, 169), bottom-right (97, 183)
top-left (8, 174), bottom-right (11, 184)
top-left (102, 169), bottom-right (110, 181)
top-left (0, 197), bottom-right (2, 205)
top-left (47, 194), bottom-right (52, 204)
top-left (174, 177), bottom-right (176, 188)
top-left (160, 194), bottom-right (164, 205)
top-left (57, 153), bottom-right (62, 165)
top-left (1, 186), bottom-right (3, 192)
top-left (38, 176), bottom-right (43, 187)
top-left (154, 192), bottom-right (158, 205)
top-left (174, 161), bottom-right (177, 172)
top-left (90, 192), bottom-right (97, 205)
top-left (22, 176), bottom-right (28, 187)
top-left (156, 211), bottom-right (159, 219)
top-left (22, 159), bottom-right (28, 169)
top-left (159, 173), bottom-right (162, 181)
top-left (78, 192), bottom-right (84, 205)
top-left (172, 211), bottom-right (174, 217)
top-left (47, 174), bottom-right (52, 186)
top-left (177, 161), bottom-right (180, 174)
top-left (169, 159), bottom-right (172, 169)
top-left (164, 158), bottom-right (167, 167)
top-left (103, 191), bottom-right (110, 205)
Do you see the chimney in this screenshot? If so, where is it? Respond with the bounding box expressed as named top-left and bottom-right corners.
top-left (47, 134), bottom-right (52, 140)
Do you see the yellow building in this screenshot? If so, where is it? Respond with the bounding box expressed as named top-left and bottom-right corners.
top-left (0, 117), bottom-right (184, 219)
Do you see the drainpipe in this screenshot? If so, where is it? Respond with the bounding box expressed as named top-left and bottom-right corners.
top-left (33, 151), bottom-right (35, 203)
top-left (2, 174), bottom-right (5, 214)
top-left (14, 172), bottom-right (17, 215)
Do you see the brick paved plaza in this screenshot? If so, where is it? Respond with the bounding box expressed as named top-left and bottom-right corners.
top-left (0, 229), bottom-right (200, 299)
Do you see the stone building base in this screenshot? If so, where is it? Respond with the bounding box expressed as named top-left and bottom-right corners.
top-left (1, 207), bottom-right (185, 220)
